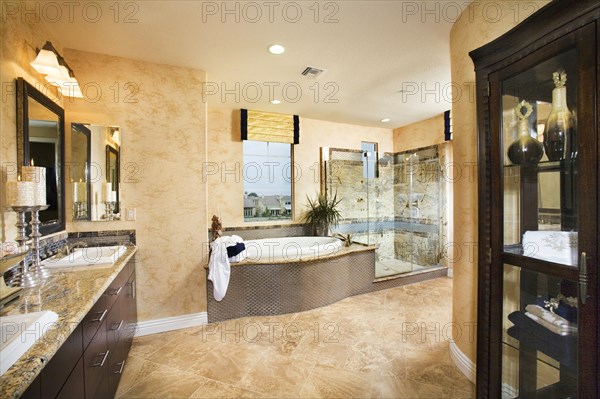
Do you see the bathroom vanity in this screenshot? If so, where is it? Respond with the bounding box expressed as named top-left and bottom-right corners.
top-left (0, 246), bottom-right (137, 399)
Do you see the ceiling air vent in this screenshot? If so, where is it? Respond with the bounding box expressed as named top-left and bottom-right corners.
top-left (301, 66), bottom-right (325, 79)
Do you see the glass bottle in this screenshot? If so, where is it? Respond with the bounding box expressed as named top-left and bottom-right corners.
top-left (507, 100), bottom-right (544, 165)
top-left (543, 70), bottom-right (575, 161)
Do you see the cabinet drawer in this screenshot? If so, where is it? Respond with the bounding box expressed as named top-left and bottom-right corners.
top-left (105, 265), bottom-right (128, 310)
top-left (82, 295), bottom-right (107, 350)
top-left (40, 324), bottom-right (83, 399)
top-left (83, 318), bottom-right (108, 399)
top-left (56, 355), bottom-right (85, 399)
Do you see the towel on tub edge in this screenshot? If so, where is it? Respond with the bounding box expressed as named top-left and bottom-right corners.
top-left (208, 237), bottom-right (231, 301)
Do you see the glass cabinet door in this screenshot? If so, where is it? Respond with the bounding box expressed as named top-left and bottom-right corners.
top-left (494, 25), bottom-right (596, 398)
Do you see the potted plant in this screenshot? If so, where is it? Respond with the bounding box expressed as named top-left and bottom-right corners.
top-left (301, 192), bottom-right (342, 236)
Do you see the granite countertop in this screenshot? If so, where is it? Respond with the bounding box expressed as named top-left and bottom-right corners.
top-left (204, 242), bottom-right (376, 268)
top-left (0, 245), bottom-right (138, 399)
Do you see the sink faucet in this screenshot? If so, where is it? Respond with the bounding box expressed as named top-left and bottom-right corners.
top-left (62, 241), bottom-right (88, 255)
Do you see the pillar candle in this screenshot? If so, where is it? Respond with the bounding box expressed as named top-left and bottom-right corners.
top-left (22, 166), bottom-right (46, 206)
top-left (6, 181), bottom-right (35, 207)
top-left (74, 182), bottom-right (87, 203)
top-left (111, 191), bottom-right (117, 203)
top-left (102, 183), bottom-right (112, 202)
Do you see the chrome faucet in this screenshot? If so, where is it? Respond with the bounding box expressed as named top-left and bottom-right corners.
top-left (62, 241), bottom-right (88, 255)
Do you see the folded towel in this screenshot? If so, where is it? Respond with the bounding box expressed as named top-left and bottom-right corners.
top-left (522, 231), bottom-right (577, 265)
top-left (507, 311), bottom-right (577, 368)
top-left (226, 242), bottom-right (246, 258)
top-left (525, 305), bottom-right (577, 336)
top-left (536, 295), bottom-right (578, 324)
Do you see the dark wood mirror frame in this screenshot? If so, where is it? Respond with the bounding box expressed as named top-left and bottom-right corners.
top-left (16, 77), bottom-right (66, 235)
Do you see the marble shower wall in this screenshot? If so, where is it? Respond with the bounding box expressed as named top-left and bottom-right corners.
top-left (329, 146), bottom-right (444, 267)
top-left (64, 49), bottom-right (208, 322)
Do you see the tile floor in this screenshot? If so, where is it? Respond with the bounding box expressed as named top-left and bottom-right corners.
top-left (116, 277), bottom-right (475, 398)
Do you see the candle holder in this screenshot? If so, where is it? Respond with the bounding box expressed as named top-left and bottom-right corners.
top-left (73, 201), bottom-right (88, 220)
top-left (103, 201), bottom-right (116, 220)
top-left (28, 205), bottom-right (51, 280)
top-left (8, 206), bottom-right (40, 288)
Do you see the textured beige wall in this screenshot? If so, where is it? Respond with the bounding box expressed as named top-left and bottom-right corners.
top-left (393, 114), bottom-right (446, 153)
top-left (450, 0), bottom-right (550, 365)
top-left (207, 108), bottom-right (393, 227)
top-left (0, 7), bottom-right (65, 242)
top-left (64, 49), bottom-right (208, 321)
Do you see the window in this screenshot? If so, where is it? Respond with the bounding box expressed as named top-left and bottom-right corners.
top-left (362, 141), bottom-right (378, 178)
top-left (243, 141), bottom-right (293, 221)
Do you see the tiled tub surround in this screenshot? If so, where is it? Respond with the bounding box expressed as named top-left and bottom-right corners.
top-left (0, 246), bottom-right (138, 399)
top-left (206, 245), bottom-right (376, 323)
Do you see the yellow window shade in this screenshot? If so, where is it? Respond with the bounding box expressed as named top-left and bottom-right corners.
top-left (241, 109), bottom-right (299, 144)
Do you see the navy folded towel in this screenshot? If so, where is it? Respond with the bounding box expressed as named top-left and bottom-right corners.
top-left (226, 242), bottom-right (245, 258)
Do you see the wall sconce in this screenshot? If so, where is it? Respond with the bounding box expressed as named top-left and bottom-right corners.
top-left (110, 127), bottom-right (121, 145)
top-left (30, 41), bottom-right (83, 98)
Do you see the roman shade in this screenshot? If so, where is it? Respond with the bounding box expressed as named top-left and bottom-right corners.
top-left (241, 109), bottom-right (300, 144)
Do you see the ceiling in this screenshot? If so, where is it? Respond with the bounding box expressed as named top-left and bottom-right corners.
top-left (43, 1), bottom-right (457, 129)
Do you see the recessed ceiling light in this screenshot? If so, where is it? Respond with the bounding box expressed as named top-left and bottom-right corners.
top-left (268, 44), bottom-right (285, 55)
top-left (381, 118), bottom-right (391, 123)
top-left (270, 99), bottom-right (281, 105)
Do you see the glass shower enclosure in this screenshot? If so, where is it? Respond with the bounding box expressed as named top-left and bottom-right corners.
top-left (325, 145), bottom-right (445, 278)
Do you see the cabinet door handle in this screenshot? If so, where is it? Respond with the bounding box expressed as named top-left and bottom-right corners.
top-left (92, 350), bottom-right (110, 367)
top-left (114, 360), bottom-right (126, 374)
top-left (90, 309), bottom-right (108, 323)
top-left (110, 320), bottom-right (124, 331)
top-left (107, 286), bottom-right (122, 296)
top-left (580, 252), bottom-right (588, 305)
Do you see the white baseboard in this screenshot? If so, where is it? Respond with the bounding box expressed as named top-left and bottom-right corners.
top-left (447, 268), bottom-right (453, 278)
top-left (135, 312), bottom-right (208, 337)
top-left (449, 341), bottom-right (476, 383)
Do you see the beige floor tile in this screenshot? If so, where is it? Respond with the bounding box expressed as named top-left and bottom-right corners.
top-left (118, 364), bottom-right (205, 399)
top-left (115, 355), bottom-right (161, 397)
top-left (238, 353), bottom-right (314, 397)
top-left (188, 377), bottom-right (265, 398)
top-left (122, 277), bottom-right (474, 398)
top-left (300, 364), bottom-right (373, 399)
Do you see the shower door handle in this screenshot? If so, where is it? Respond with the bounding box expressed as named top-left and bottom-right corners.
top-left (579, 252), bottom-right (588, 305)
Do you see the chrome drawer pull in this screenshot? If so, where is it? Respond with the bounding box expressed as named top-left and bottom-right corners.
top-left (107, 286), bottom-right (122, 296)
top-left (110, 320), bottom-right (124, 331)
top-left (92, 350), bottom-right (109, 367)
top-left (580, 252), bottom-right (588, 305)
top-left (114, 360), bottom-right (126, 374)
top-left (90, 309), bottom-right (108, 323)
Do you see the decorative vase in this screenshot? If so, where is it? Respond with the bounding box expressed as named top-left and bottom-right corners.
top-left (507, 100), bottom-right (544, 165)
top-left (543, 70), bottom-right (576, 161)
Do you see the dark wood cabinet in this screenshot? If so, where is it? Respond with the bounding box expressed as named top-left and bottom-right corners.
top-left (471, 1), bottom-right (599, 398)
top-left (22, 257), bottom-right (137, 399)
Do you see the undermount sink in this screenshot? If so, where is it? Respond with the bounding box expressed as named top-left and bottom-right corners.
top-left (0, 310), bottom-right (59, 375)
top-left (42, 245), bottom-right (127, 270)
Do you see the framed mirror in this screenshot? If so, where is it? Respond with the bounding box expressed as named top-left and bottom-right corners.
top-left (71, 123), bottom-right (91, 220)
top-left (16, 77), bottom-right (65, 236)
top-left (70, 123), bottom-right (121, 221)
top-left (106, 144), bottom-right (120, 214)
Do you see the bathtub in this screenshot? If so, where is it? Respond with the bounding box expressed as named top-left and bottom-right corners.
top-left (240, 236), bottom-right (343, 263)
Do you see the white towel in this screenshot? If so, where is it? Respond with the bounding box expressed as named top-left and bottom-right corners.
top-left (208, 237), bottom-right (231, 301)
top-left (525, 304), bottom-right (578, 336)
top-left (522, 231), bottom-right (577, 265)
